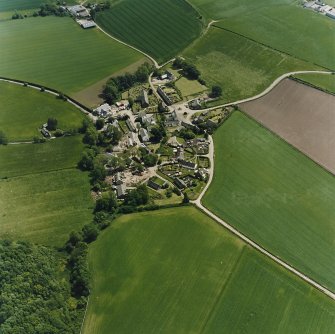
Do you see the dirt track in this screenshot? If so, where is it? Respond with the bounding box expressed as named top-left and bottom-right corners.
top-left (240, 79), bottom-right (335, 175)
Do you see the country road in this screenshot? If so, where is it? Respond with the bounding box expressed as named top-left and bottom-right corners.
top-left (191, 120), bottom-right (335, 302)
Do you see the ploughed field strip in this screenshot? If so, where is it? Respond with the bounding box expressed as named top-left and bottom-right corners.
top-left (83, 207), bottom-right (335, 334)
top-left (240, 79), bottom-right (335, 174)
top-left (95, 0), bottom-right (203, 63)
top-left (0, 16), bottom-right (145, 95)
top-left (203, 112), bottom-right (335, 292)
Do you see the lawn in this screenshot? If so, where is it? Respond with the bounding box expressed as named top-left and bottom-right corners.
top-left (0, 136), bottom-right (84, 178)
top-left (0, 81), bottom-right (87, 142)
top-left (293, 73), bottom-right (335, 94)
top-left (95, 0), bottom-right (203, 64)
top-left (0, 16), bottom-right (145, 95)
top-left (183, 27), bottom-right (317, 105)
top-left (216, 4), bottom-right (335, 70)
top-left (175, 76), bottom-right (207, 99)
top-left (83, 207), bottom-right (335, 334)
top-left (203, 111), bottom-right (335, 292)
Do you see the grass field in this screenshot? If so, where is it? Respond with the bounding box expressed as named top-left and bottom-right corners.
top-left (0, 81), bottom-right (87, 141)
top-left (0, 16), bottom-right (145, 95)
top-left (183, 27), bottom-right (317, 104)
top-left (216, 5), bottom-right (335, 70)
top-left (83, 207), bottom-right (335, 334)
top-left (0, 136), bottom-right (84, 178)
top-left (175, 76), bottom-right (207, 99)
top-left (203, 111), bottom-right (335, 291)
top-left (293, 73), bottom-right (335, 94)
top-left (95, 0), bottom-right (203, 63)
top-left (0, 136), bottom-right (93, 247)
top-left (0, 0), bottom-right (42, 11)
top-left (188, 0), bottom-right (294, 20)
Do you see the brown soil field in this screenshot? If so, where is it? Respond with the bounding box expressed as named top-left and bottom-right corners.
top-left (240, 79), bottom-right (335, 174)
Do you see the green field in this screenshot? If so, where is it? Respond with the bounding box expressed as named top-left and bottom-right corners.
top-left (203, 111), bottom-right (335, 291)
top-left (216, 5), bottom-right (335, 70)
top-left (0, 0), bottom-right (42, 11)
top-left (175, 76), bottom-right (207, 99)
top-left (188, 0), bottom-right (294, 20)
top-left (184, 28), bottom-right (317, 104)
top-left (0, 136), bottom-right (84, 178)
top-left (0, 136), bottom-right (93, 246)
top-left (0, 16), bottom-right (145, 95)
top-left (0, 81), bottom-right (87, 142)
top-left (95, 0), bottom-right (203, 63)
top-left (293, 73), bottom-right (335, 94)
top-left (83, 207), bottom-right (335, 334)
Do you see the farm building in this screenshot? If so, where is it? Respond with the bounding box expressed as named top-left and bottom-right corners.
top-left (77, 19), bottom-right (96, 29)
top-left (67, 5), bottom-right (90, 18)
top-left (139, 128), bottom-right (150, 142)
top-left (157, 85), bottom-right (173, 106)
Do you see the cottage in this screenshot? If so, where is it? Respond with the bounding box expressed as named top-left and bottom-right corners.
top-left (139, 128), bottom-right (150, 142)
top-left (165, 111), bottom-right (180, 127)
top-left (174, 177), bottom-right (187, 189)
top-left (116, 184), bottom-right (127, 198)
top-left (114, 172), bottom-right (123, 185)
top-left (94, 103), bottom-right (111, 117)
top-left (148, 178), bottom-right (162, 190)
top-left (179, 159), bottom-right (197, 170)
top-left (126, 119), bottom-right (136, 132)
top-left (188, 99), bottom-right (201, 110)
top-left (41, 128), bottom-right (51, 138)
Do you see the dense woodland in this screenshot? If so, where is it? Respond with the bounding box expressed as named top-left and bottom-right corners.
top-left (0, 240), bottom-right (84, 333)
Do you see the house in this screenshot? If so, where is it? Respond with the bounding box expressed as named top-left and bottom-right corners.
top-left (126, 119), bottom-right (136, 132)
top-left (206, 119), bottom-right (217, 129)
top-left (196, 168), bottom-right (208, 181)
top-left (140, 90), bottom-right (149, 108)
top-left (139, 128), bottom-right (150, 142)
top-left (41, 128), bottom-right (51, 138)
top-left (128, 132), bottom-right (137, 146)
top-left (157, 85), bottom-right (173, 106)
top-left (94, 103), bottom-right (111, 117)
top-left (116, 184), bottom-right (127, 199)
top-left (148, 178), bottom-right (163, 190)
top-left (188, 99), bottom-right (201, 110)
top-left (167, 136), bottom-right (181, 148)
top-left (174, 177), bottom-right (187, 189)
top-left (165, 111), bottom-right (180, 127)
top-left (114, 172), bottom-right (123, 185)
top-left (179, 159), bottom-right (197, 170)
top-left (182, 121), bottom-right (199, 132)
top-left (160, 71), bottom-right (173, 80)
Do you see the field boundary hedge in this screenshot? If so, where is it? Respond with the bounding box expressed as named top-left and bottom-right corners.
top-left (290, 75), bottom-right (335, 96)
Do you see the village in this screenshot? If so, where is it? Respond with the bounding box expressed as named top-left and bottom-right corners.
top-left (83, 69), bottom-right (230, 203)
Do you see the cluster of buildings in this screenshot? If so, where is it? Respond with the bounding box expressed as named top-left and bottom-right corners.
top-left (66, 5), bottom-right (97, 28)
top-left (303, 1), bottom-right (335, 19)
top-left (93, 101), bottom-right (128, 118)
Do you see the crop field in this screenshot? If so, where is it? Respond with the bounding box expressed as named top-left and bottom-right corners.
top-left (216, 5), bottom-right (335, 70)
top-left (203, 111), bottom-right (335, 292)
top-left (0, 0), bottom-right (42, 12)
top-left (95, 0), bottom-right (203, 64)
top-left (183, 28), bottom-right (316, 104)
top-left (0, 136), bottom-right (84, 178)
top-left (240, 78), bottom-right (335, 174)
top-left (83, 207), bottom-right (335, 334)
top-left (188, 0), bottom-right (294, 20)
top-left (293, 72), bottom-right (335, 94)
top-left (0, 81), bottom-right (87, 142)
top-left (0, 136), bottom-right (93, 246)
top-left (0, 17), bottom-right (145, 96)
